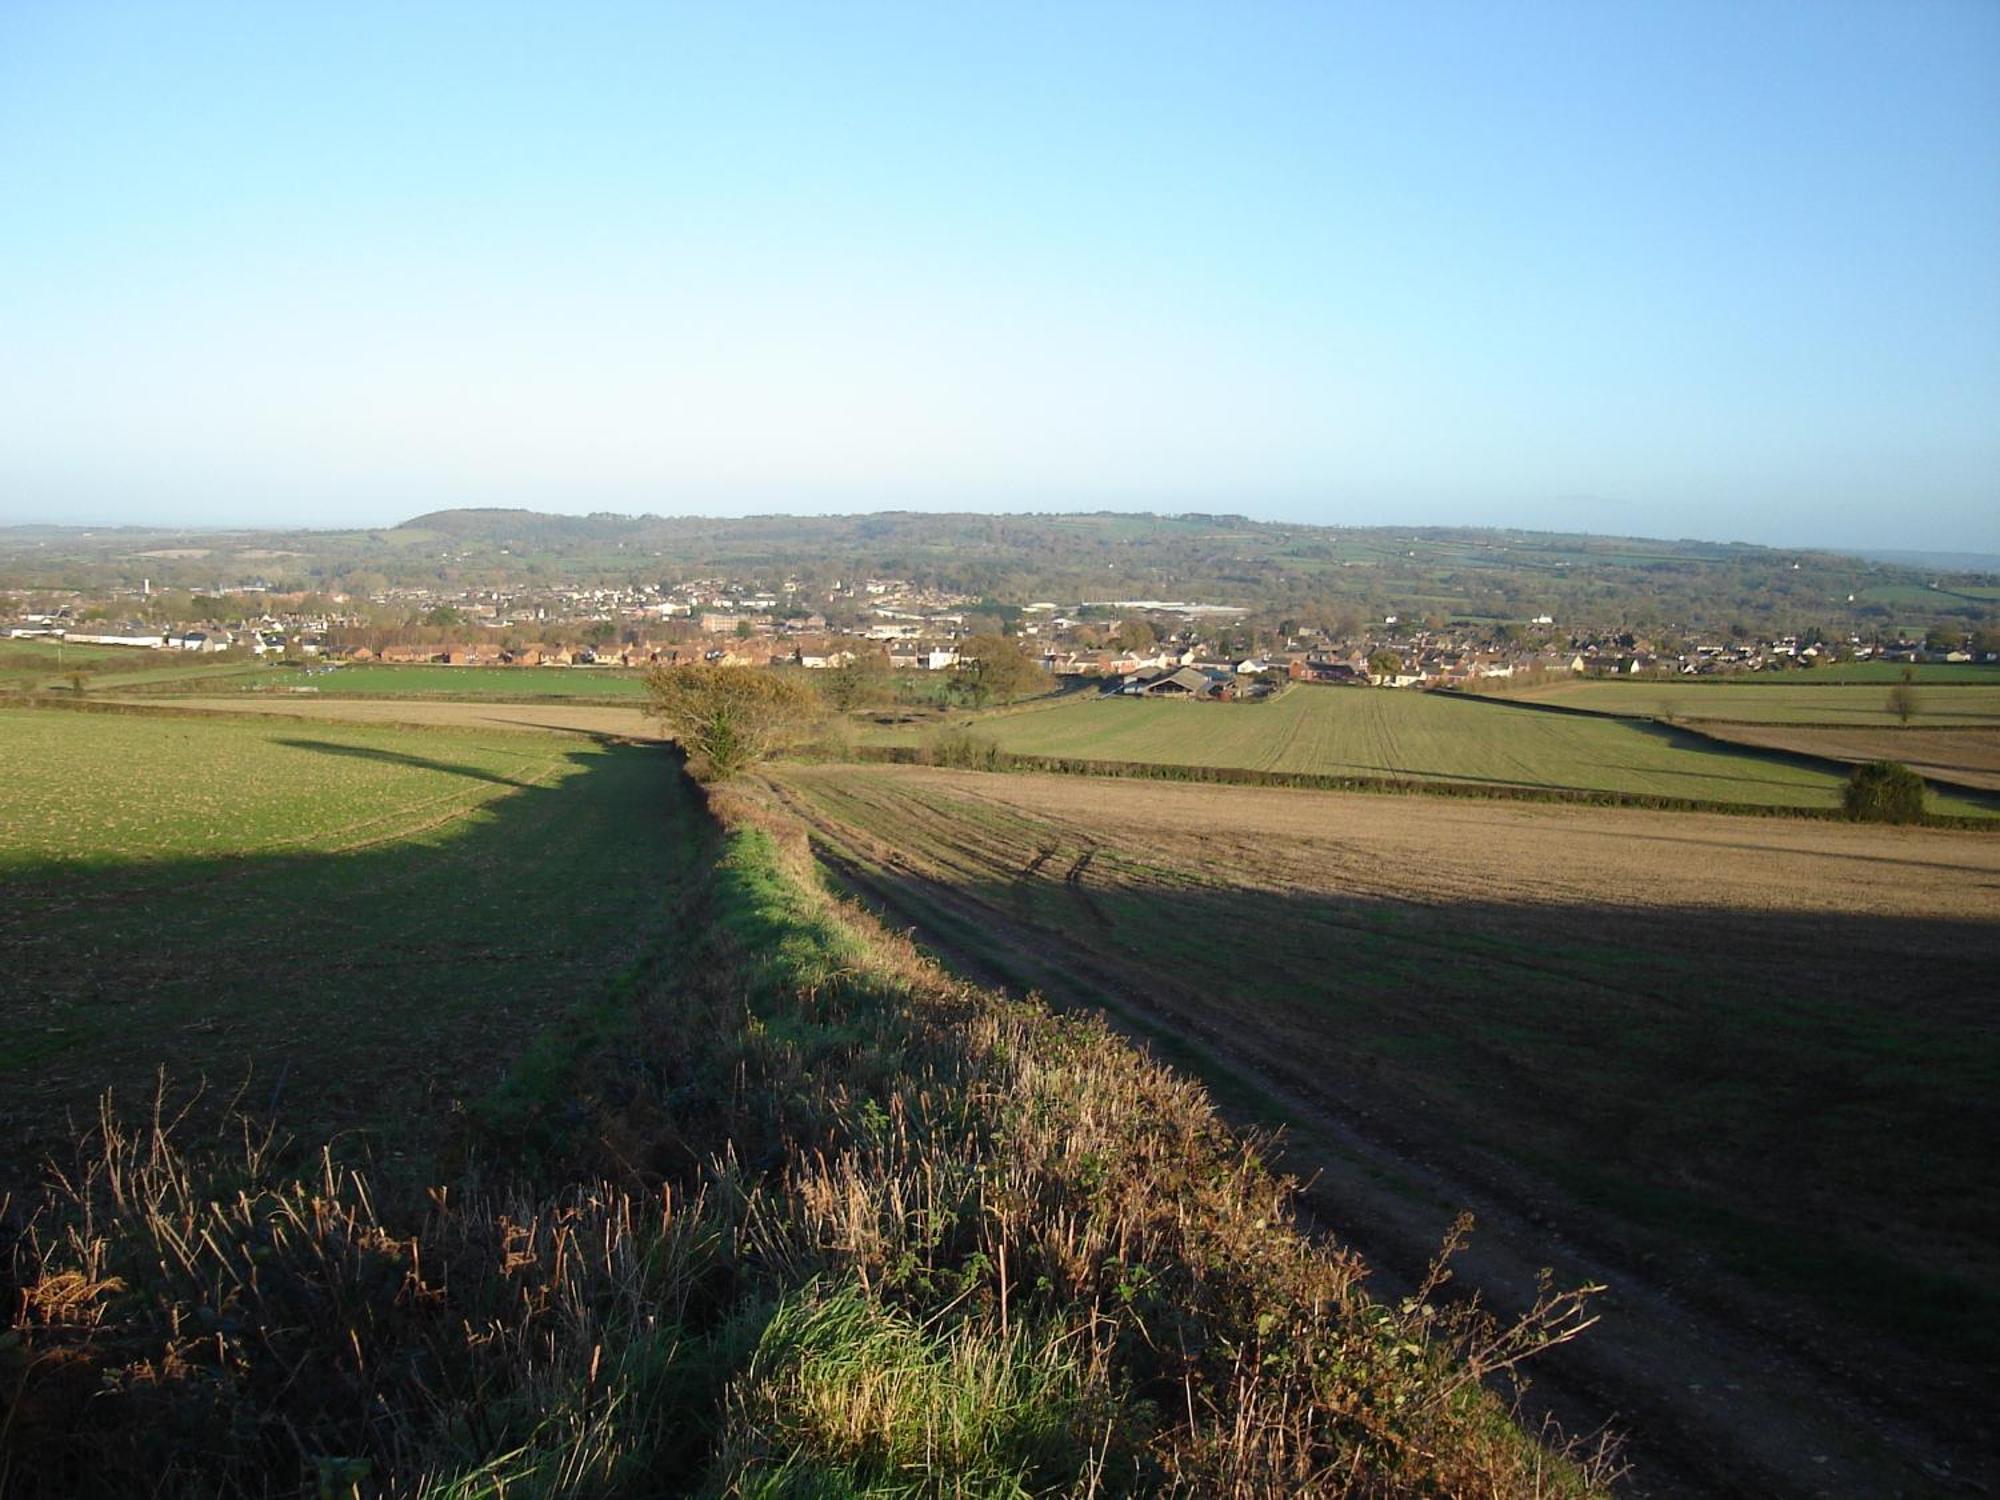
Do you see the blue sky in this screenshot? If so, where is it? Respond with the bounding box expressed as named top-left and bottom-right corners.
top-left (2, 0), bottom-right (1995, 549)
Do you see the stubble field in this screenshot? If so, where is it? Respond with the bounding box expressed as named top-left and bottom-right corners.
top-left (771, 761), bottom-right (2000, 1414)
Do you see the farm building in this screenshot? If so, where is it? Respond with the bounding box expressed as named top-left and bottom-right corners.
top-left (1121, 666), bottom-right (1234, 699)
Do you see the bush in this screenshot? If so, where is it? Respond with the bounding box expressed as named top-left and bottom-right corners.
top-left (643, 663), bottom-right (823, 780)
top-left (1843, 760), bottom-right (1926, 824)
top-left (923, 726), bottom-right (1006, 770)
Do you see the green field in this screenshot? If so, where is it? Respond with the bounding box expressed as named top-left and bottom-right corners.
top-left (211, 662), bottom-right (652, 698)
top-left (1511, 676), bottom-right (2000, 724)
top-left (908, 686), bottom-right (1997, 813)
top-left (1701, 661), bottom-right (1999, 684)
top-left (0, 705), bottom-right (694, 1175)
top-left (0, 639), bottom-right (255, 693)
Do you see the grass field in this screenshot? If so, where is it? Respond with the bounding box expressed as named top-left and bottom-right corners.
top-left (0, 640), bottom-right (258, 693)
top-left (1508, 675), bottom-right (2000, 724)
top-left (896, 685), bottom-right (2000, 812)
top-left (773, 762), bottom-right (2000, 1474)
top-left (0, 705), bottom-right (695, 1178)
top-left (209, 662), bottom-right (652, 698)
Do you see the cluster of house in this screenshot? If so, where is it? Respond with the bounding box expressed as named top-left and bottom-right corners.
top-left (9, 577), bottom-right (1993, 691)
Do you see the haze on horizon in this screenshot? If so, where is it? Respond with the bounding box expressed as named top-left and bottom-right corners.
top-left (2, 1), bottom-right (1995, 552)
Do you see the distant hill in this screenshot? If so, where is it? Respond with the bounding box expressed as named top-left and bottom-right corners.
top-left (1837, 546), bottom-right (2000, 574)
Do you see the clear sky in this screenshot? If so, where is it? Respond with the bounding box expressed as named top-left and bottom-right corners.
top-left (2, 0), bottom-right (1995, 549)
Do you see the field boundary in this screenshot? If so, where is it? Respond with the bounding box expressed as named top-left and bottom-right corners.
top-left (133, 685), bottom-right (645, 707)
top-left (848, 742), bottom-right (2000, 827)
top-left (1435, 687), bottom-right (2000, 804)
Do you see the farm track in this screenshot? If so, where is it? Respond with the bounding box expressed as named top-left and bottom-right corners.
top-left (771, 764), bottom-right (2000, 1499)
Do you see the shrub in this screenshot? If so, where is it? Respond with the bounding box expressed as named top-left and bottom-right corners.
top-left (643, 663), bottom-right (823, 780)
top-left (923, 726), bottom-right (1007, 770)
top-left (1843, 760), bottom-right (1925, 823)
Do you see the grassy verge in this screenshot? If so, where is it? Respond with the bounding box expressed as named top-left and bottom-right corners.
top-left (2, 769), bottom-right (1614, 1497)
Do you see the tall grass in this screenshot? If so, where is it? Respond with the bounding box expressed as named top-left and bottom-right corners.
top-left (3, 777), bottom-right (1621, 1497)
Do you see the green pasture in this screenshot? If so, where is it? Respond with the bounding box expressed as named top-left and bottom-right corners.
top-left (0, 640), bottom-right (254, 693)
top-left (0, 705), bottom-right (693, 1170)
top-left (225, 662), bottom-right (651, 698)
top-left (884, 686), bottom-right (1999, 814)
top-left (1511, 675), bottom-right (2000, 724)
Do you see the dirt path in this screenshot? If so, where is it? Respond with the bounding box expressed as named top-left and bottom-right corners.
top-left (769, 770), bottom-right (1997, 1498)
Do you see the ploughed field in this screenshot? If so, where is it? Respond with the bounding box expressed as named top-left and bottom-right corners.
top-left (773, 763), bottom-right (2000, 1412)
top-left (1507, 674), bottom-right (2000, 725)
top-left (914, 685), bottom-right (2000, 814)
top-left (0, 706), bottom-right (695, 1182)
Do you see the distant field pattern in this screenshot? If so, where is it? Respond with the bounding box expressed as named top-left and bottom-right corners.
top-left (941, 688), bottom-right (1945, 810)
top-left (222, 663), bottom-right (651, 698)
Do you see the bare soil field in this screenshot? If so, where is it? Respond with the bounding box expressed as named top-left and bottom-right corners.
top-left (772, 762), bottom-right (2000, 1497)
top-left (1693, 722), bottom-right (2000, 792)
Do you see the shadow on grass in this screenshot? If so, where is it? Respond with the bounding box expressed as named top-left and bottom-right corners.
top-left (272, 736), bottom-right (544, 786)
top-left (0, 737), bottom-right (692, 1192)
